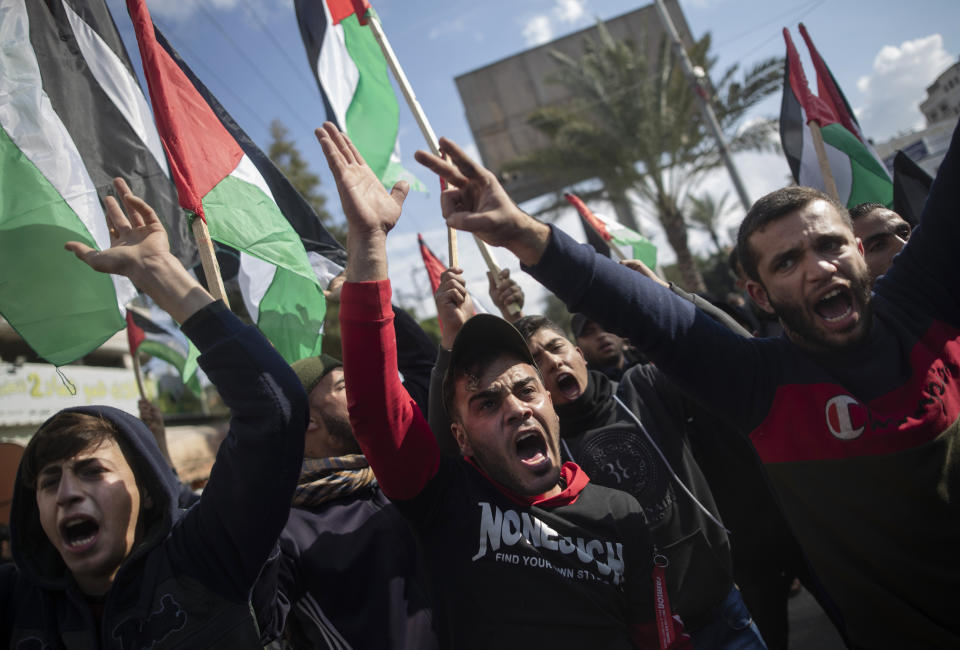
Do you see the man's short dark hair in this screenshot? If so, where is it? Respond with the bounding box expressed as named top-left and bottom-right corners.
top-left (514, 315), bottom-right (567, 343)
top-left (849, 202), bottom-right (888, 221)
top-left (737, 186), bottom-right (849, 282)
top-left (21, 412), bottom-right (139, 491)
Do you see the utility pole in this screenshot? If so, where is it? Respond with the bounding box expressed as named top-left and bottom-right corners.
top-left (653, 0), bottom-right (753, 211)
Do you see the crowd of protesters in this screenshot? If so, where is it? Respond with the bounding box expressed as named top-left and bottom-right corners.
top-left (0, 116), bottom-right (957, 650)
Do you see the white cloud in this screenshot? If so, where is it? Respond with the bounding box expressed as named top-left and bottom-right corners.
top-left (553, 0), bottom-right (585, 24)
top-left (522, 15), bottom-right (553, 47)
top-left (855, 34), bottom-right (954, 140)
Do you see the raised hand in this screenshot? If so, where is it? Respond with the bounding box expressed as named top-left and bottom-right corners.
top-left (415, 138), bottom-right (550, 265)
top-left (316, 122), bottom-right (408, 239)
top-left (434, 268), bottom-right (476, 349)
top-left (65, 178), bottom-right (171, 282)
top-left (487, 269), bottom-right (524, 323)
top-left (65, 177), bottom-right (211, 323)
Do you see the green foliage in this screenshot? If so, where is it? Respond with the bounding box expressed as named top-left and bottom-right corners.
top-left (267, 120), bottom-right (346, 245)
top-left (417, 316), bottom-right (442, 347)
top-left (507, 21), bottom-right (783, 291)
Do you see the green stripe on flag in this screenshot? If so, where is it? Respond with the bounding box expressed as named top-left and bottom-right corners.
top-left (139, 339), bottom-right (202, 396)
top-left (340, 13), bottom-right (399, 181)
top-left (0, 127), bottom-right (123, 366)
top-left (617, 237), bottom-right (658, 270)
top-left (257, 266), bottom-right (326, 363)
top-left (821, 123), bottom-right (893, 208)
top-left (202, 174), bottom-right (318, 284)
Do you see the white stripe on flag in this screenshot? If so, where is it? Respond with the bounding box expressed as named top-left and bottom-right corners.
top-left (307, 251), bottom-right (343, 289)
top-left (237, 251), bottom-right (274, 323)
top-left (796, 105), bottom-right (853, 202)
top-left (63, 0), bottom-right (169, 177)
top-left (316, 0), bottom-right (358, 130)
top-left (0, 0), bottom-right (135, 312)
top-left (231, 153), bottom-right (277, 202)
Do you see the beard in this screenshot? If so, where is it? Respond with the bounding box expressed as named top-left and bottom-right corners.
top-left (770, 271), bottom-right (873, 352)
top-left (320, 412), bottom-right (360, 453)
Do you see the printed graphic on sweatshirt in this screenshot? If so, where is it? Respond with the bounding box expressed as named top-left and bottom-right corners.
top-left (471, 502), bottom-right (626, 585)
top-left (578, 428), bottom-right (674, 524)
top-left (112, 594), bottom-right (187, 650)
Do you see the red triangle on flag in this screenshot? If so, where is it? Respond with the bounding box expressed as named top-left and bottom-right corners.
top-left (125, 310), bottom-right (146, 357)
top-left (326, 0), bottom-right (372, 25)
top-left (127, 0), bottom-right (244, 221)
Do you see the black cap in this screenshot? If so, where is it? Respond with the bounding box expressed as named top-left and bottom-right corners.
top-left (444, 314), bottom-right (537, 412)
top-left (570, 313), bottom-right (591, 338)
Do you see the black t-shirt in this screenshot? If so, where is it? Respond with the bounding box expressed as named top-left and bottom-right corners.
top-left (394, 459), bottom-right (656, 649)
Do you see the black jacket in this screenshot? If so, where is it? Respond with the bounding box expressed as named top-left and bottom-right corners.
top-left (2, 302), bottom-right (307, 649)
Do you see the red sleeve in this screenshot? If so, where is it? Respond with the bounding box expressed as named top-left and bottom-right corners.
top-left (340, 280), bottom-right (441, 500)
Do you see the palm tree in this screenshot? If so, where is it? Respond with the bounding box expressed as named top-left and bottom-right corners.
top-left (506, 22), bottom-right (781, 291)
top-left (686, 191), bottom-right (732, 253)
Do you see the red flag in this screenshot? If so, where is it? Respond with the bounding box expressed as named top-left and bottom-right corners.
top-left (125, 310), bottom-right (146, 357)
top-left (418, 234), bottom-right (446, 294)
top-left (565, 193), bottom-right (613, 242)
top-left (327, 0), bottom-right (372, 25)
top-left (782, 29), bottom-right (837, 128)
top-left (799, 23), bottom-right (865, 143)
top-left (126, 0), bottom-right (244, 221)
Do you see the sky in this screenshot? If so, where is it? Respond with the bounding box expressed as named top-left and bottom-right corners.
top-left (103, 0), bottom-right (960, 318)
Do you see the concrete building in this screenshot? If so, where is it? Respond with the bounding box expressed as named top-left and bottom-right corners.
top-left (920, 59), bottom-right (960, 126)
top-left (454, 0), bottom-right (694, 204)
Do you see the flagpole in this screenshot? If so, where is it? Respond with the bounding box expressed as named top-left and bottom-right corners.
top-left (366, 12), bottom-right (513, 310)
top-left (653, 0), bottom-right (752, 212)
top-left (808, 122), bottom-right (841, 203)
top-left (565, 193), bottom-right (629, 261)
top-left (131, 352), bottom-right (146, 400)
top-left (191, 218), bottom-right (230, 307)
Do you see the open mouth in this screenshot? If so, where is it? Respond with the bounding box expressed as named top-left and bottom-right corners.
top-left (516, 431), bottom-right (549, 468)
top-left (813, 288), bottom-right (854, 324)
top-left (60, 517), bottom-right (100, 552)
top-left (555, 372), bottom-right (581, 401)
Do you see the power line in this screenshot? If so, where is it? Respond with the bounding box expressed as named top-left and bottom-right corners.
top-left (235, 0), bottom-right (319, 95)
top-left (193, 0), bottom-right (316, 133)
top-left (715, 0), bottom-right (827, 49)
top-left (152, 17), bottom-right (271, 131)
top-left (723, 0), bottom-right (830, 61)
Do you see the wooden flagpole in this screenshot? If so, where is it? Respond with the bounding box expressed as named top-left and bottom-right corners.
top-left (366, 12), bottom-right (518, 315)
top-left (808, 121), bottom-right (841, 203)
top-left (191, 218), bottom-right (230, 307)
top-left (131, 352), bottom-right (146, 400)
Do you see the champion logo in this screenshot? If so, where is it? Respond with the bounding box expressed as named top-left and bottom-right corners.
top-left (825, 395), bottom-right (867, 440)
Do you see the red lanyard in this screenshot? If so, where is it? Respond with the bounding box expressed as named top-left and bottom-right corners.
top-left (652, 552), bottom-right (674, 650)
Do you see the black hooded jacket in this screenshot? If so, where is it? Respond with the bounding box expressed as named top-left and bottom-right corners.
top-left (555, 366), bottom-right (734, 632)
top-left (1, 302), bottom-right (307, 649)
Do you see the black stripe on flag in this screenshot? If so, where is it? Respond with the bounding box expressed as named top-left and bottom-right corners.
top-left (779, 64), bottom-right (804, 184)
top-left (25, 0), bottom-right (197, 267)
top-left (153, 26), bottom-right (347, 267)
top-left (293, 0), bottom-right (341, 132)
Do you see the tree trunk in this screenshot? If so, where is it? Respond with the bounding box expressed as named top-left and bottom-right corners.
top-left (608, 187), bottom-right (642, 234)
top-left (659, 207), bottom-right (707, 293)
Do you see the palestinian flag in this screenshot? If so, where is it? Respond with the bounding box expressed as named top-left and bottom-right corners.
top-left (294, 0), bottom-right (424, 191)
top-left (21, 0), bottom-right (194, 266)
top-left (0, 0), bottom-right (137, 366)
top-left (418, 234), bottom-right (446, 294)
top-left (780, 28), bottom-right (893, 208)
top-left (892, 151), bottom-right (933, 227)
top-left (564, 193), bottom-right (658, 269)
top-left (127, 0), bottom-right (331, 364)
top-left (126, 302), bottom-right (201, 396)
